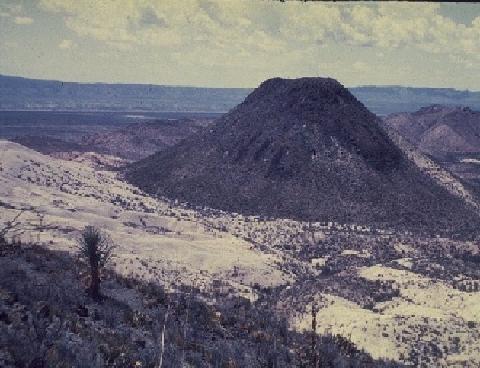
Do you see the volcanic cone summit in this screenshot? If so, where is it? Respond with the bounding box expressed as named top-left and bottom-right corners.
top-left (126, 77), bottom-right (479, 232)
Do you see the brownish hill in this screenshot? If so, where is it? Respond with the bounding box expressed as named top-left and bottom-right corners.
top-left (384, 105), bottom-right (480, 189)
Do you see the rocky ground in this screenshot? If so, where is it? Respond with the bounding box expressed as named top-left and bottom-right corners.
top-left (0, 229), bottom-right (397, 367)
top-left (1, 140), bottom-right (480, 367)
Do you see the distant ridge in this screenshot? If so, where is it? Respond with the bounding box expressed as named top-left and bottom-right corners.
top-left (1, 74), bottom-right (479, 115)
top-left (384, 104), bottom-right (480, 189)
top-left (384, 104), bottom-right (480, 155)
top-left (0, 74), bottom-right (249, 113)
top-left (353, 86), bottom-right (480, 115)
top-left (125, 77), bottom-right (480, 234)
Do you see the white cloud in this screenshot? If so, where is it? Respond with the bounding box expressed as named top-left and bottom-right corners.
top-left (39, 2), bottom-right (478, 51)
top-left (38, 0), bottom-right (480, 74)
top-left (58, 39), bottom-right (74, 49)
top-left (14, 16), bottom-right (33, 25)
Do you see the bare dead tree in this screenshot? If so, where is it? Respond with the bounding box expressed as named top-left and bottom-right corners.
top-left (311, 301), bottom-right (318, 368)
top-left (180, 280), bottom-right (195, 367)
top-left (76, 226), bottom-right (116, 301)
top-left (0, 211), bottom-right (24, 245)
top-left (157, 302), bottom-right (171, 368)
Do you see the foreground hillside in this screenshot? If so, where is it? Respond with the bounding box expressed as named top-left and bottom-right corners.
top-left (2, 141), bottom-right (480, 366)
top-left (0, 140), bottom-right (285, 291)
top-left (0, 240), bottom-right (404, 368)
top-left (126, 77), bottom-right (480, 234)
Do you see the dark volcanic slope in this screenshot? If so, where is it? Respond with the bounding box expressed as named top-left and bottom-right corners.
top-left (81, 119), bottom-right (212, 160)
top-left (384, 105), bottom-right (480, 156)
top-left (11, 135), bottom-right (87, 154)
top-left (384, 105), bottom-right (480, 189)
top-left (126, 78), bottom-right (479, 232)
top-left (11, 119), bottom-right (213, 161)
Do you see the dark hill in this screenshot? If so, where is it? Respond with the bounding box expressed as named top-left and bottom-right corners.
top-left (384, 105), bottom-right (480, 189)
top-left (11, 135), bottom-right (86, 154)
top-left (80, 119), bottom-right (212, 160)
top-left (384, 105), bottom-right (480, 156)
top-left (11, 119), bottom-right (213, 161)
top-left (125, 77), bottom-right (479, 233)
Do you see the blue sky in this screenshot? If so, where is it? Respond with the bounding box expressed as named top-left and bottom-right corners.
top-left (1, 1), bottom-right (480, 90)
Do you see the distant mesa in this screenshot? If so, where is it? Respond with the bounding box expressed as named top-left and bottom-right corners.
top-left (126, 77), bottom-right (479, 233)
top-left (2, 73), bottom-right (480, 115)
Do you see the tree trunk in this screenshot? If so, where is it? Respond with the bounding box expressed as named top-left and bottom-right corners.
top-left (311, 303), bottom-right (318, 368)
top-left (157, 305), bottom-right (170, 368)
top-left (89, 262), bottom-right (100, 300)
top-left (180, 307), bottom-right (188, 366)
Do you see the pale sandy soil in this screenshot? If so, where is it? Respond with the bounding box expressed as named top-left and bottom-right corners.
top-left (292, 265), bottom-right (480, 366)
top-left (0, 140), bottom-right (288, 295)
top-left (2, 139), bottom-right (480, 366)
top-left (461, 158), bottom-right (480, 164)
top-left (50, 151), bottom-right (130, 169)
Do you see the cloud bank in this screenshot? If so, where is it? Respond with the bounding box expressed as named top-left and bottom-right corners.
top-left (39, 1), bottom-right (480, 60)
top-left (1, 1), bottom-right (478, 88)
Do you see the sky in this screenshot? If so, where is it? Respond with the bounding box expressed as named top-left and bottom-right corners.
top-left (1, 1), bottom-right (480, 90)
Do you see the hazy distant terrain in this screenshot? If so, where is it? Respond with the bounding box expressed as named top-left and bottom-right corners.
top-left (2, 74), bottom-right (480, 115)
top-left (0, 110), bottom-right (221, 140)
top-left (0, 110), bottom-right (217, 166)
top-left (0, 74), bottom-right (248, 113)
top-left (352, 86), bottom-right (480, 116)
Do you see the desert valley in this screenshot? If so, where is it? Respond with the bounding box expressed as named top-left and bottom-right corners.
top-left (2, 75), bottom-right (480, 367)
top-left (2, 1), bottom-right (480, 367)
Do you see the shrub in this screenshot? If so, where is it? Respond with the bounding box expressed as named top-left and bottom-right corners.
top-left (76, 226), bottom-right (116, 301)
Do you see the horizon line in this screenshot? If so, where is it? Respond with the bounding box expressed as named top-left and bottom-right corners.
top-left (1, 72), bottom-right (478, 93)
